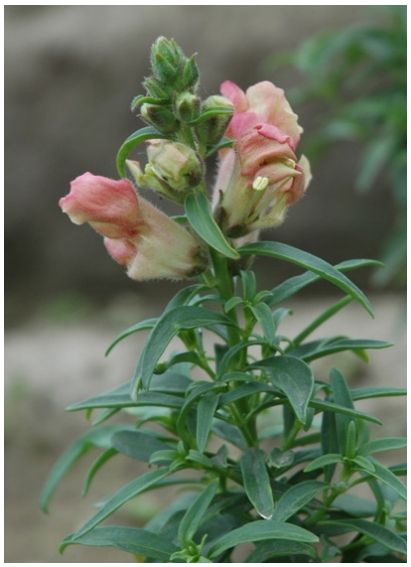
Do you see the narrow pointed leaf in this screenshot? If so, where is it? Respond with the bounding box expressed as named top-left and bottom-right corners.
top-left (185, 192), bottom-right (240, 259)
top-left (239, 241), bottom-right (374, 316)
top-left (250, 303), bottom-right (276, 343)
top-left (208, 520), bottom-right (318, 559)
top-left (357, 437), bottom-right (407, 457)
top-left (255, 356), bottom-right (314, 424)
top-left (304, 453), bottom-right (343, 472)
top-left (132, 306), bottom-right (236, 395)
top-left (111, 430), bottom-right (174, 462)
top-left (320, 519), bottom-right (406, 555)
top-left (178, 480), bottom-right (219, 547)
top-left (272, 480), bottom-right (328, 522)
top-left (196, 393), bottom-right (220, 453)
top-left (60, 525), bottom-right (178, 560)
top-left (245, 540), bottom-right (317, 562)
top-left (240, 448), bottom-right (274, 519)
top-left (309, 400), bottom-right (382, 425)
top-left (116, 126), bottom-right (172, 177)
top-left (40, 425), bottom-right (134, 512)
top-left (365, 457), bottom-right (407, 501)
top-left (105, 318), bottom-right (158, 356)
top-left (71, 468), bottom-right (170, 539)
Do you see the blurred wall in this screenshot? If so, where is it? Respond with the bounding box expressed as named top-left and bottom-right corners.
top-left (5, 6), bottom-right (396, 322)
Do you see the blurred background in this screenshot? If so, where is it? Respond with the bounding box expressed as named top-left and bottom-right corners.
top-left (5, 5), bottom-right (406, 563)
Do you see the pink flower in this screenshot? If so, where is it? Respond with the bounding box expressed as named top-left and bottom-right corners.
top-left (59, 173), bottom-right (208, 280)
top-left (213, 81), bottom-right (311, 238)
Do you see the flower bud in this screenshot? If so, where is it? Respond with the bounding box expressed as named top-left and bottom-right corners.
top-left (150, 36), bottom-right (185, 86)
top-left (142, 77), bottom-right (173, 101)
top-left (140, 103), bottom-right (179, 134)
top-left (181, 54), bottom-right (199, 90)
top-left (175, 92), bottom-right (201, 123)
top-left (147, 140), bottom-right (203, 191)
top-left (195, 95), bottom-right (234, 146)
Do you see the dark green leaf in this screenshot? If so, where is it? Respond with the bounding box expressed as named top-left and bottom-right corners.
top-left (240, 448), bottom-right (274, 519)
top-left (245, 539), bottom-right (317, 562)
top-left (330, 367), bottom-right (355, 455)
top-left (71, 468), bottom-right (171, 539)
top-left (111, 430), bottom-right (174, 462)
top-left (178, 480), bottom-right (219, 547)
top-left (185, 192), bottom-right (240, 259)
top-left (365, 457), bottom-right (407, 501)
top-left (83, 448), bottom-right (118, 496)
top-left (60, 525), bottom-right (178, 561)
top-left (211, 419), bottom-right (247, 450)
top-left (357, 437), bottom-right (407, 457)
top-left (240, 270), bottom-right (257, 301)
top-left (116, 126), bottom-right (172, 177)
top-left (40, 425), bottom-right (134, 512)
top-left (320, 519), bottom-right (406, 555)
top-left (272, 480), bottom-right (328, 522)
top-left (310, 399), bottom-right (382, 425)
top-left (208, 520), bottom-right (318, 559)
top-left (299, 338), bottom-right (392, 363)
top-left (351, 386), bottom-right (407, 401)
top-left (250, 303), bottom-right (276, 343)
top-left (105, 318), bottom-right (158, 356)
top-left (239, 242), bottom-right (374, 316)
top-left (255, 356), bottom-right (314, 425)
top-left (132, 306), bottom-right (236, 394)
top-left (332, 493), bottom-right (377, 517)
top-left (266, 259), bottom-right (383, 307)
top-left (197, 393), bottom-right (220, 453)
top-left (304, 454), bottom-right (343, 472)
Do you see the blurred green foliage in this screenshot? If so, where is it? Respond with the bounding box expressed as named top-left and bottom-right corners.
top-left (267, 6), bottom-right (406, 287)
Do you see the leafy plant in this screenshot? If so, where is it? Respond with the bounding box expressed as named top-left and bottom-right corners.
top-left (42, 37), bottom-right (406, 563)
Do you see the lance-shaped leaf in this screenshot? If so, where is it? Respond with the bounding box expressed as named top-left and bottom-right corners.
top-left (245, 540), bottom-right (317, 562)
top-left (196, 393), bottom-right (221, 453)
top-left (253, 356), bottom-right (314, 425)
top-left (357, 437), bottom-right (407, 457)
top-left (240, 448), bottom-right (274, 520)
top-left (185, 192), bottom-right (240, 259)
top-left (178, 480), bottom-right (219, 547)
top-left (272, 480), bottom-right (328, 522)
top-left (238, 241), bottom-right (374, 316)
top-left (132, 305), bottom-right (237, 396)
top-left (70, 467), bottom-right (171, 540)
top-left (207, 520), bottom-right (318, 560)
top-left (40, 425), bottom-right (134, 513)
top-left (116, 126), bottom-right (173, 178)
top-left (60, 525), bottom-right (178, 561)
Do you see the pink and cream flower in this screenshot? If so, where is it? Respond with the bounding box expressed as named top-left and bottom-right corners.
top-left (59, 173), bottom-right (207, 280)
top-left (213, 81), bottom-right (311, 237)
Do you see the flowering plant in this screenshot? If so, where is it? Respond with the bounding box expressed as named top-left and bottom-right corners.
top-left (42, 38), bottom-right (406, 563)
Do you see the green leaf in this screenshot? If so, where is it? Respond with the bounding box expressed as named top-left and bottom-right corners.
top-left (178, 480), bottom-right (219, 547)
top-left (245, 539), bottom-right (317, 562)
top-left (239, 242), bottom-right (374, 316)
top-left (207, 520), bottom-right (318, 559)
top-left (83, 448), bottom-right (118, 496)
top-left (304, 453), bottom-right (343, 472)
top-left (105, 318), bottom-right (158, 356)
top-left (365, 457), bottom-right (407, 501)
top-left (266, 259), bottom-right (383, 308)
top-left (240, 448), bottom-right (274, 520)
top-left (310, 399), bottom-right (382, 425)
top-left (71, 468), bottom-right (171, 540)
top-left (196, 393), bottom-right (220, 453)
top-left (132, 306), bottom-right (237, 395)
top-left (357, 437), bottom-right (407, 457)
top-left (332, 493), bottom-right (377, 518)
top-left (176, 382), bottom-right (223, 442)
top-left (255, 356), bottom-right (314, 425)
top-left (351, 386), bottom-right (407, 400)
top-left (298, 338), bottom-right (392, 363)
top-left (185, 192), bottom-right (240, 259)
top-left (40, 425), bottom-right (134, 512)
top-left (111, 430), bottom-right (174, 462)
top-left (240, 269), bottom-right (257, 301)
top-left (250, 303), bottom-right (276, 343)
top-left (272, 480), bottom-right (328, 522)
top-left (60, 525), bottom-right (178, 561)
top-left (116, 126), bottom-right (172, 178)
top-left (330, 367), bottom-right (355, 455)
top-left (319, 519), bottom-right (406, 555)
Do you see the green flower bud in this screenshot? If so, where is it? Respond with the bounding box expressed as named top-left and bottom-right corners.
top-left (147, 140), bottom-right (203, 191)
top-left (150, 36), bottom-right (185, 85)
top-left (175, 92), bottom-right (201, 123)
top-left (181, 54), bottom-right (199, 90)
top-left (142, 76), bottom-right (173, 101)
top-left (140, 103), bottom-right (179, 134)
top-left (195, 95), bottom-right (234, 146)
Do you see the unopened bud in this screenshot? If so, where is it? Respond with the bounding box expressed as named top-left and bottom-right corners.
top-left (194, 95), bottom-right (234, 146)
top-left (140, 103), bottom-right (179, 134)
top-left (181, 55), bottom-right (199, 90)
top-left (150, 37), bottom-right (185, 85)
top-left (147, 141), bottom-right (203, 191)
top-left (176, 92), bottom-right (201, 123)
